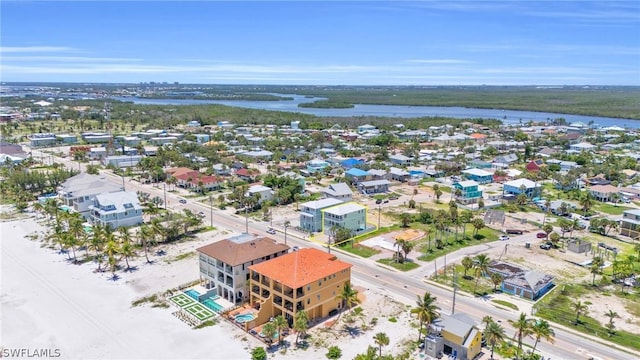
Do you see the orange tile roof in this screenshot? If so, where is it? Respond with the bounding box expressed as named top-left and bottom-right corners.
top-left (470, 133), bottom-right (487, 139)
top-left (249, 248), bottom-right (352, 289)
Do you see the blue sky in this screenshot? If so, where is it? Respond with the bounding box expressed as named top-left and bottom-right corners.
top-left (1, 1), bottom-right (639, 85)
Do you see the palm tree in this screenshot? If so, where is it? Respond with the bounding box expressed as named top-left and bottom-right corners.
top-left (138, 224), bottom-right (153, 263)
top-left (508, 312), bottom-right (532, 359)
top-left (399, 213), bottom-right (412, 228)
top-left (261, 321), bottom-right (277, 349)
top-left (579, 191), bottom-right (593, 216)
top-left (590, 256), bottom-right (604, 286)
top-left (604, 310), bottom-right (619, 335)
top-left (393, 238), bottom-right (405, 263)
top-left (572, 300), bottom-right (588, 325)
top-left (472, 218), bottom-right (485, 236)
top-left (105, 239), bottom-right (120, 279)
top-left (353, 346), bottom-right (377, 360)
top-left (530, 319), bottom-right (555, 354)
top-left (461, 256), bottom-right (474, 278)
top-left (484, 320), bottom-right (506, 360)
top-left (411, 291), bottom-right (440, 342)
top-left (272, 315), bottom-right (287, 346)
top-left (490, 272), bottom-right (503, 291)
top-left (339, 282), bottom-right (359, 313)
top-left (373, 332), bottom-right (389, 357)
top-left (542, 224), bottom-right (553, 241)
top-left (294, 310), bottom-right (309, 347)
top-left (119, 233), bottom-right (136, 271)
top-left (473, 254), bottom-right (491, 294)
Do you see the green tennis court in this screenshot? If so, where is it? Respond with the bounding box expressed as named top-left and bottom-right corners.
top-left (184, 303), bottom-right (215, 321)
top-left (169, 294), bottom-right (196, 307)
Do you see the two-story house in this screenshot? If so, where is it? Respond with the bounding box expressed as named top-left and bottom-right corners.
top-left (357, 179), bottom-right (390, 195)
top-left (58, 173), bottom-right (123, 219)
top-left (503, 178), bottom-right (542, 199)
top-left (322, 183), bottom-right (353, 202)
top-left (249, 248), bottom-right (352, 328)
top-left (620, 209), bottom-right (640, 239)
top-left (300, 198), bottom-right (345, 233)
top-left (452, 180), bottom-right (483, 205)
top-left (307, 159), bottom-right (330, 174)
top-left (246, 185), bottom-right (274, 204)
top-left (588, 184), bottom-right (619, 202)
top-left (322, 202), bottom-right (367, 236)
top-left (87, 191), bottom-right (143, 228)
top-left (345, 168), bottom-right (371, 184)
top-left (196, 235), bottom-right (289, 304)
top-left (461, 168), bottom-right (493, 184)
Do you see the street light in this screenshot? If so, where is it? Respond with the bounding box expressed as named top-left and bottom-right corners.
top-left (284, 221), bottom-right (291, 245)
top-left (209, 194), bottom-right (213, 228)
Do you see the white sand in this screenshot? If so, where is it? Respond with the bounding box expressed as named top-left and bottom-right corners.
top-left (1, 215), bottom-right (421, 360)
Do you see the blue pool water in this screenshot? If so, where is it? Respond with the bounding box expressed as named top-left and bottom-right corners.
top-left (202, 298), bottom-right (224, 313)
top-left (184, 289), bottom-right (200, 300)
top-left (235, 313), bottom-right (256, 323)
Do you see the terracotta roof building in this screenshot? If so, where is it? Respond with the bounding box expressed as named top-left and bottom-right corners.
top-left (196, 235), bottom-right (289, 304)
top-left (249, 248), bottom-right (352, 327)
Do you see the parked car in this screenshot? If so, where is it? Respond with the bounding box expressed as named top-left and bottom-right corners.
top-left (540, 242), bottom-right (552, 250)
top-left (179, 199), bottom-right (187, 204)
top-left (536, 232), bottom-right (547, 238)
top-left (266, 228), bottom-right (276, 234)
top-left (198, 211), bottom-right (205, 217)
top-left (506, 229), bottom-right (523, 235)
top-left (389, 195), bottom-right (399, 200)
top-left (499, 235), bottom-right (510, 241)
top-left (292, 246), bottom-right (299, 251)
top-left (375, 199), bottom-right (382, 204)
top-left (383, 199), bottom-right (389, 204)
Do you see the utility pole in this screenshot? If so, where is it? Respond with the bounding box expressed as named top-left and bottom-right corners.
top-left (434, 259), bottom-right (437, 280)
top-left (452, 271), bottom-right (458, 314)
top-left (378, 205), bottom-right (381, 229)
top-left (163, 183), bottom-right (167, 210)
top-left (209, 194), bottom-right (213, 227)
top-left (245, 204), bottom-right (249, 234)
top-left (121, 175), bottom-right (125, 191)
top-left (283, 221), bottom-right (291, 245)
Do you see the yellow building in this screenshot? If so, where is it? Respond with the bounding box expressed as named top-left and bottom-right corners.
top-left (425, 313), bottom-right (482, 360)
top-left (248, 248), bottom-right (352, 328)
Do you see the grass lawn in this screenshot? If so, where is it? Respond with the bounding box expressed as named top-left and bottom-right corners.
top-left (338, 243), bottom-right (381, 258)
top-left (533, 284), bottom-right (640, 351)
top-left (491, 299), bottom-right (519, 311)
top-left (377, 258), bottom-right (420, 271)
top-left (432, 264), bottom-right (494, 296)
top-left (417, 225), bottom-right (500, 262)
top-left (592, 203), bottom-right (632, 215)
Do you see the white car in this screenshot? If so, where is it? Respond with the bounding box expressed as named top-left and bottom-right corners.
top-left (266, 228), bottom-right (276, 234)
top-left (499, 235), bottom-right (510, 241)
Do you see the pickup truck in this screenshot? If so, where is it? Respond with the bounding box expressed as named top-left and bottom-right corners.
top-left (505, 229), bottom-right (524, 235)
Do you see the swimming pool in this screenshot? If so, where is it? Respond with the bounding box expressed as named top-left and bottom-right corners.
top-left (235, 313), bottom-right (256, 323)
top-left (202, 298), bottom-right (224, 313)
top-left (184, 289), bottom-right (200, 300)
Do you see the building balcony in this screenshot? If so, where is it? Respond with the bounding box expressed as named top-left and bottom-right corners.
top-left (296, 288), bottom-right (305, 298)
top-left (274, 295), bottom-right (283, 306)
top-left (252, 286), bottom-right (260, 295)
top-left (284, 289), bottom-right (294, 298)
top-left (251, 273), bottom-right (260, 282)
top-left (261, 289), bottom-right (271, 298)
top-left (296, 301), bottom-right (304, 311)
top-left (273, 284), bottom-right (283, 293)
top-left (261, 278), bottom-right (270, 287)
top-left (284, 300), bottom-right (293, 311)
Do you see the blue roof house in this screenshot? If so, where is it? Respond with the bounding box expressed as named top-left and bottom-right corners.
top-left (461, 168), bottom-right (493, 184)
top-left (341, 158), bottom-right (364, 169)
top-left (452, 180), bottom-right (483, 205)
top-left (345, 168), bottom-right (371, 184)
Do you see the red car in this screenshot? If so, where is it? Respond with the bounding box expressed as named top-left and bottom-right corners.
top-left (536, 232), bottom-right (547, 238)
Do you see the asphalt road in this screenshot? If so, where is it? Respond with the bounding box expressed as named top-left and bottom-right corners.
top-left (31, 147), bottom-right (639, 360)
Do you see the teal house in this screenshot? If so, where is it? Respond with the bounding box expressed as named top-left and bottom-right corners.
top-left (452, 180), bottom-right (483, 205)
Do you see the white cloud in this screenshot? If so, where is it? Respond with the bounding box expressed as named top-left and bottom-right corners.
top-left (0, 46), bottom-right (74, 53)
top-left (405, 59), bottom-right (473, 64)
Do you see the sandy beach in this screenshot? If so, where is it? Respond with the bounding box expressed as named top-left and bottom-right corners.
top-left (1, 213), bottom-right (422, 360)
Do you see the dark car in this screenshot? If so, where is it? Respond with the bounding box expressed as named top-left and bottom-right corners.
top-left (536, 232), bottom-right (547, 238)
top-left (375, 199), bottom-right (382, 204)
top-left (179, 199), bottom-right (187, 204)
top-left (506, 229), bottom-right (524, 235)
top-left (389, 195), bottom-right (399, 200)
top-left (540, 242), bottom-right (552, 250)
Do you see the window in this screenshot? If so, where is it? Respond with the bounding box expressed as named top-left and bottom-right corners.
top-left (307, 299), bottom-right (310, 305)
top-left (318, 280), bottom-right (322, 286)
top-left (307, 285), bottom-right (311, 291)
top-left (317, 294), bottom-right (320, 301)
